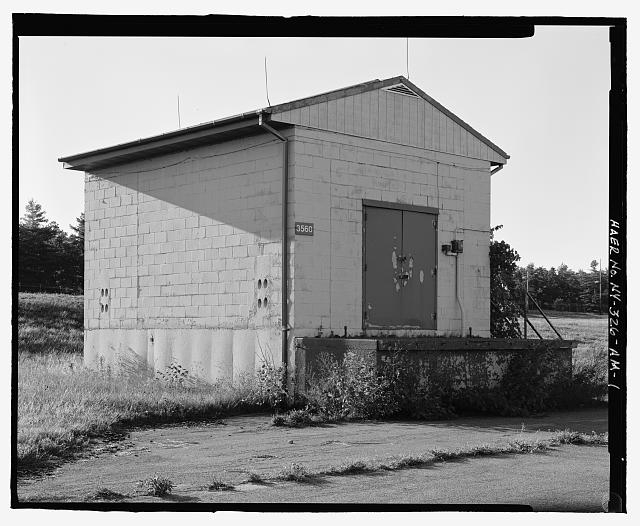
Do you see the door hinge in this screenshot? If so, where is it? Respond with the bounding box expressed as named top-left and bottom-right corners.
top-left (432, 219), bottom-right (438, 229)
top-left (431, 312), bottom-right (437, 321)
top-left (364, 263), bottom-right (368, 271)
top-left (431, 266), bottom-right (437, 276)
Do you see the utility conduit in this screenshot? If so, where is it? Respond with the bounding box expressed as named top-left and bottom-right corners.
top-left (258, 114), bottom-right (289, 373)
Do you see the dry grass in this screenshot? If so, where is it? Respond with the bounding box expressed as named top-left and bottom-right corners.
top-left (524, 311), bottom-right (607, 384)
top-left (17, 352), bottom-right (262, 470)
top-left (18, 293), bottom-right (84, 355)
top-left (312, 430), bottom-right (607, 480)
top-left (17, 293), bottom-right (608, 473)
top-left (16, 293), bottom-right (271, 473)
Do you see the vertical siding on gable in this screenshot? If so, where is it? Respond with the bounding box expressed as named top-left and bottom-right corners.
top-left (361, 91), bottom-right (371, 137)
top-left (393, 93), bottom-right (402, 143)
top-left (336, 97), bottom-right (345, 133)
top-left (271, 88), bottom-right (507, 163)
top-left (417, 98), bottom-right (424, 148)
top-left (460, 128), bottom-right (468, 157)
top-left (445, 116), bottom-right (454, 153)
top-left (318, 101), bottom-right (328, 129)
top-left (434, 109), bottom-right (443, 152)
top-left (378, 91), bottom-right (387, 141)
top-left (353, 94), bottom-right (362, 136)
top-left (344, 96), bottom-right (354, 135)
top-left (424, 103), bottom-right (433, 150)
top-left (300, 105), bottom-right (310, 127)
top-left (328, 99), bottom-right (337, 129)
top-left (370, 90), bottom-right (379, 137)
top-left (409, 97), bottom-right (419, 147)
top-left (309, 103), bottom-right (319, 127)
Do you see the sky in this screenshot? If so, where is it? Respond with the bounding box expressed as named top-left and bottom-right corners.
top-left (18, 27), bottom-right (611, 271)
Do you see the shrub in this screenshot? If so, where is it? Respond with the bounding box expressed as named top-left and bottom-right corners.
top-left (242, 361), bottom-right (288, 410)
top-left (304, 351), bottom-right (452, 421)
top-left (303, 347), bottom-right (604, 421)
top-left (271, 408), bottom-right (314, 427)
top-left (137, 475), bottom-right (174, 497)
top-left (490, 226), bottom-right (523, 338)
top-left (304, 351), bottom-right (386, 419)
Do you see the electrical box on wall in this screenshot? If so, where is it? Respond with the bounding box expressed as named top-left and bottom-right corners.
top-left (451, 239), bottom-right (464, 253)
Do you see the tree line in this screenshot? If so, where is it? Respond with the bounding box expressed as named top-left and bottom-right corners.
top-left (18, 199), bottom-right (84, 293)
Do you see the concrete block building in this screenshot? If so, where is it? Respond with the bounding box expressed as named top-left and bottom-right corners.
top-left (60, 76), bottom-right (509, 384)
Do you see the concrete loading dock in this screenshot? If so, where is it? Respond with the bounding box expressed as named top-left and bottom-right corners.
top-left (60, 76), bottom-right (515, 385)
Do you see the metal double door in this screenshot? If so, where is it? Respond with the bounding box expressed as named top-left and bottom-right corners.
top-left (363, 204), bottom-right (437, 329)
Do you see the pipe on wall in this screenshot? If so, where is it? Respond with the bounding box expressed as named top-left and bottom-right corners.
top-left (258, 114), bottom-right (289, 373)
top-left (454, 253), bottom-right (465, 336)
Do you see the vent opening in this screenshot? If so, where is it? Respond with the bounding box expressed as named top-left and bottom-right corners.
top-left (384, 84), bottom-right (419, 97)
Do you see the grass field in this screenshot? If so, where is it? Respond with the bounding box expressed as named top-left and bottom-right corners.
top-left (17, 293), bottom-right (274, 473)
top-left (524, 310), bottom-right (608, 385)
top-left (17, 293), bottom-right (608, 473)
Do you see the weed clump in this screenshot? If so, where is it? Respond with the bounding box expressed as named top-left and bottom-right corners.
top-left (323, 460), bottom-right (374, 476)
top-left (207, 477), bottom-right (234, 491)
top-left (276, 463), bottom-right (311, 482)
top-left (507, 438), bottom-right (549, 454)
top-left (380, 455), bottom-right (431, 471)
top-left (85, 488), bottom-right (128, 501)
top-left (246, 472), bottom-right (266, 484)
top-left (137, 475), bottom-right (174, 497)
top-left (550, 429), bottom-right (608, 446)
top-left (271, 408), bottom-right (315, 428)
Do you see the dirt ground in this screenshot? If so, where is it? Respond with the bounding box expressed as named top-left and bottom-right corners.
top-left (17, 407), bottom-right (608, 509)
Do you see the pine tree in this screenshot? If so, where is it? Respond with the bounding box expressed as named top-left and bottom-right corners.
top-left (21, 199), bottom-right (48, 228)
top-left (18, 200), bottom-right (83, 292)
top-left (66, 213), bottom-right (85, 291)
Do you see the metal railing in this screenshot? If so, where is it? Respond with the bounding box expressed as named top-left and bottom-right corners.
top-left (523, 290), bottom-right (563, 340)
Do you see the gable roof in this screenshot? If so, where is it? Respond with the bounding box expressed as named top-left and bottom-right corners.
top-left (268, 76), bottom-right (509, 160)
top-left (60, 76), bottom-right (508, 171)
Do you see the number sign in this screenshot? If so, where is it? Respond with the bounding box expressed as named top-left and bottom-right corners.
top-left (295, 222), bottom-right (314, 236)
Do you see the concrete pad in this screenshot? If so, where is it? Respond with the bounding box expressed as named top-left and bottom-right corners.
top-left (128, 446), bottom-right (607, 510)
top-left (17, 408), bottom-right (607, 506)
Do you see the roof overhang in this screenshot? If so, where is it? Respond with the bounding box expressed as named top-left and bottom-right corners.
top-left (58, 110), bottom-right (277, 172)
top-left (60, 75), bottom-right (509, 172)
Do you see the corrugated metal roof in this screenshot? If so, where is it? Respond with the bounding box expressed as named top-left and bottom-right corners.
top-left (60, 76), bottom-right (508, 171)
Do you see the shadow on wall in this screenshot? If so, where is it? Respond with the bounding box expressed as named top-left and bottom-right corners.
top-left (90, 135), bottom-right (285, 241)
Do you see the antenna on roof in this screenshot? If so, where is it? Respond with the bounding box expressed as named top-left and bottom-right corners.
top-left (177, 94), bottom-right (181, 128)
top-left (406, 38), bottom-right (410, 80)
top-left (264, 56), bottom-right (271, 106)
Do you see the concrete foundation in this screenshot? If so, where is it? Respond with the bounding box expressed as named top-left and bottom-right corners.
top-left (294, 337), bottom-right (575, 393)
top-left (85, 328), bottom-right (282, 384)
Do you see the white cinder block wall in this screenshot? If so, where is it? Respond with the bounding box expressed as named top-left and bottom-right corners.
top-left (83, 125), bottom-right (492, 382)
top-left (76, 77), bottom-right (503, 385)
top-left (289, 126), bottom-right (491, 339)
top-left (83, 133), bottom-right (290, 382)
